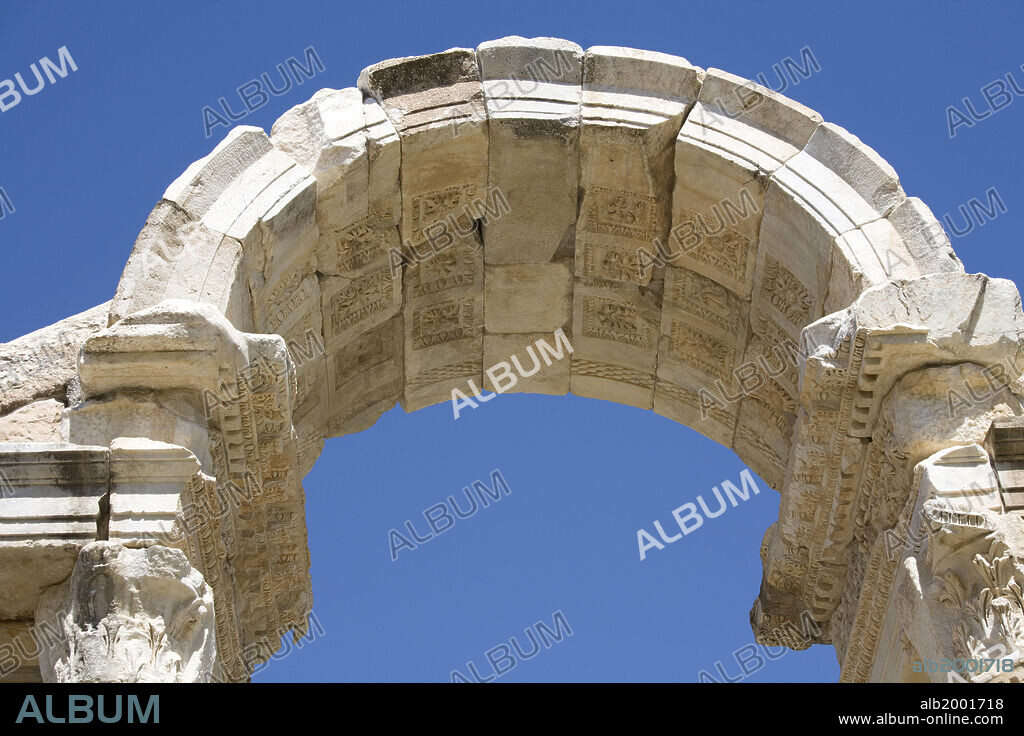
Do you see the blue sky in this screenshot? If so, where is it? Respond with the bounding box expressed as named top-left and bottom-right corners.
top-left (1, 1), bottom-right (1021, 682)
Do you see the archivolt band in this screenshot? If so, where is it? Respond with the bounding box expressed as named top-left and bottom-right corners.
top-left (1, 37), bottom-right (1022, 683)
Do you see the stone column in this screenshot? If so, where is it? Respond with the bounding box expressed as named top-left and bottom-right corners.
top-left (70, 300), bottom-right (315, 682)
top-left (883, 422), bottom-right (1024, 682)
top-left (35, 541), bottom-right (216, 683)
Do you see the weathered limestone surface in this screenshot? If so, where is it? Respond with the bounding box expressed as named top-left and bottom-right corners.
top-left (878, 442), bottom-right (1024, 682)
top-left (360, 48), bottom-right (488, 412)
top-left (0, 38), bottom-right (1021, 683)
top-left (0, 620), bottom-right (41, 682)
top-left (572, 47), bottom-right (702, 411)
top-left (271, 85), bottom-right (402, 444)
top-left (0, 399), bottom-right (63, 443)
top-left (36, 541), bottom-right (216, 683)
top-left (478, 37), bottom-right (582, 266)
top-left (843, 367), bottom-right (1024, 682)
top-left (0, 302), bottom-right (110, 418)
top-left (0, 443), bottom-right (108, 622)
top-left (73, 301), bottom-right (313, 682)
top-left (476, 38), bottom-right (581, 398)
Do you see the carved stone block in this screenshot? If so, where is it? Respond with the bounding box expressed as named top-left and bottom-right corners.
top-left (36, 542), bottom-right (216, 683)
top-left (482, 332), bottom-right (571, 396)
top-left (478, 37), bottom-right (582, 265)
top-left (570, 280), bottom-right (660, 409)
top-left (484, 263), bottom-right (572, 334)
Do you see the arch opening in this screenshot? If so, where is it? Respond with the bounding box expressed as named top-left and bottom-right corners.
top-left (4, 37), bottom-right (1022, 684)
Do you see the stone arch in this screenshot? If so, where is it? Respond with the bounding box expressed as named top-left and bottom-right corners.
top-left (109, 38), bottom-right (964, 481)
top-left (2, 38), bottom-right (1023, 683)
